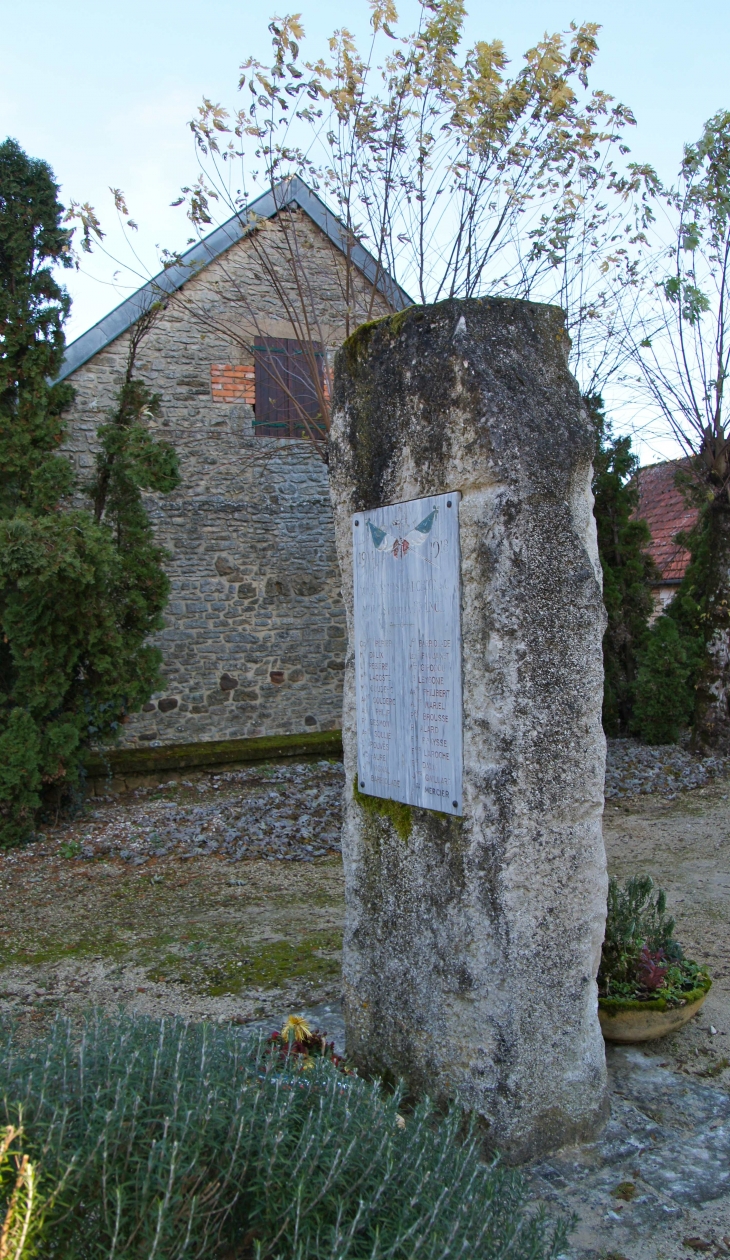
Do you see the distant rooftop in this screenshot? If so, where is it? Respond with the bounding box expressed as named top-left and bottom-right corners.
top-left (636, 460), bottom-right (697, 586)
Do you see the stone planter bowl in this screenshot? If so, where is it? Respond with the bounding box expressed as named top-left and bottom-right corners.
top-left (598, 979), bottom-right (711, 1043)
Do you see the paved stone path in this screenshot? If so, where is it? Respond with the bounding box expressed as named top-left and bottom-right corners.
top-left (529, 1044), bottom-right (730, 1257)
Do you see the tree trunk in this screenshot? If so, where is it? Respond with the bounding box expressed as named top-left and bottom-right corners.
top-left (694, 499), bottom-right (730, 750)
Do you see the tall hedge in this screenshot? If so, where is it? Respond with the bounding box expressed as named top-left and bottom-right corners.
top-left (0, 138), bottom-right (178, 846)
top-left (588, 395), bottom-right (658, 735)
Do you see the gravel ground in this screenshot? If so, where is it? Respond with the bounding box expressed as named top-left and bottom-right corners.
top-left (21, 740), bottom-right (730, 874)
top-left (606, 738), bottom-right (730, 800)
top-left (62, 758), bottom-right (345, 865)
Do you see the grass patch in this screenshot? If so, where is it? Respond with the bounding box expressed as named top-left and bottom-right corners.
top-left (58, 839), bottom-right (82, 859)
top-left (142, 930), bottom-right (343, 996)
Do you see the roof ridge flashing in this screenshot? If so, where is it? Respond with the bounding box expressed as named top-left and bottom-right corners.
top-left (57, 176), bottom-right (412, 381)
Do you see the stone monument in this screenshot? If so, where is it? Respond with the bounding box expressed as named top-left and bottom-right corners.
top-left (329, 298), bottom-right (608, 1161)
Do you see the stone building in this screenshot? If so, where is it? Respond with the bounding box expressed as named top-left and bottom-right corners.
top-left (59, 178), bottom-right (409, 763)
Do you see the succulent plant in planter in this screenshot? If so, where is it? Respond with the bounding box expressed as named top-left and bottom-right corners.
top-left (598, 875), bottom-right (711, 1042)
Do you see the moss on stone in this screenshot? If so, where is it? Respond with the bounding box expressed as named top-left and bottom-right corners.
top-left (341, 315), bottom-right (392, 371)
top-left (598, 975), bottom-right (711, 1017)
top-left (353, 778), bottom-right (413, 841)
top-left (83, 729), bottom-right (343, 779)
top-left (341, 306), bottom-right (428, 374)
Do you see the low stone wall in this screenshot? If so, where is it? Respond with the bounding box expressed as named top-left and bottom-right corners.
top-left (83, 729), bottom-right (343, 795)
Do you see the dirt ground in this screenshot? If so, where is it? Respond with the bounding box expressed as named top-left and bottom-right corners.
top-left (604, 776), bottom-right (730, 1071)
top-left (535, 775), bottom-right (730, 1259)
top-left (0, 764), bottom-right (346, 1034)
top-left (1, 757), bottom-right (729, 1256)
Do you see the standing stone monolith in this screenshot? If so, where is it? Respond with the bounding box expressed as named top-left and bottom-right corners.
top-left (328, 298), bottom-right (608, 1161)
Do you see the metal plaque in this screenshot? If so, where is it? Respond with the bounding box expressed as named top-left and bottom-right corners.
top-left (352, 491), bottom-right (463, 815)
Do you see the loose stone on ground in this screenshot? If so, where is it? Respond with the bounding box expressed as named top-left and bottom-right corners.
top-left (0, 758), bottom-right (346, 1036)
top-left (606, 737), bottom-right (730, 800)
top-left (73, 758), bottom-right (344, 864)
top-left (21, 740), bottom-right (730, 869)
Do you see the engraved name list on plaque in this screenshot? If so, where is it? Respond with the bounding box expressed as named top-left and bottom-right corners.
top-left (352, 491), bottom-right (463, 816)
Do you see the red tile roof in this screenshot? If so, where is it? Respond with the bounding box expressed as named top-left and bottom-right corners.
top-left (635, 460), bottom-right (698, 585)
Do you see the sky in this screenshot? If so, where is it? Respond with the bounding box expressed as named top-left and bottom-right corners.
top-left (2, 0), bottom-right (729, 460)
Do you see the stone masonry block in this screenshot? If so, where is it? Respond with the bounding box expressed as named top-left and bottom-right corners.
top-left (329, 297), bottom-right (608, 1161)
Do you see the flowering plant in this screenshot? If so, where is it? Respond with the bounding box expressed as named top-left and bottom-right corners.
top-left (266, 1016), bottom-right (354, 1074)
top-left (598, 876), bottom-right (710, 1007)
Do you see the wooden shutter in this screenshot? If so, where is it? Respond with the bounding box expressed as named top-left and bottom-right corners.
top-left (254, 338), bottom-right (290, 437)
top-left (253, 337), bottom-right (325, 439)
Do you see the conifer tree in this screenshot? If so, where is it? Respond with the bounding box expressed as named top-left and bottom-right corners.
top-left (632, 615), bottom-right (695, 744)
top-left (632, 482), bottom-right (713, 745)
top-left (626, 112), bottom-right (730, 747)
top-left (0, 139), bottom-right (178, 846)
top-left (588, 395), bottom-right (658, 735)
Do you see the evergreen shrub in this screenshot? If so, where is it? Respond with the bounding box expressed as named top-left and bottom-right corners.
top-left (631, 474), bottom-right (711, 745)
top-left (587, 395), bottom-right (658, 736)
top-left (0, 139), bottom-right (179, 846)
top-left (632, 615), bottom-right (695, 744)
top-left (0, 1012), bottom-right (571, 1260)
top-left (598, 875), bottom-right (710, 1008)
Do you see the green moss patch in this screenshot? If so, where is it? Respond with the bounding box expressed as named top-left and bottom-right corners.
top-left (598, 975), bottom-right (711, 1017)
top-left (354, 778), bottom-right (412, 840)
top-left (0, 933), bottom-right (132, 970)
top-left (84, 729), bottom-right (343, 778)
top-left (144, 929), bottom-right (343, 997)
top-left (352, 779), bottom-right (463, 842)
top-left (3, 921), bottom-right (343, 1001)
top-left (203, 932), bottom-right (343, 997)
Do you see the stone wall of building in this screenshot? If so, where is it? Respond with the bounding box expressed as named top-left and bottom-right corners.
top-left (62, 213), bottom-right (390, 748)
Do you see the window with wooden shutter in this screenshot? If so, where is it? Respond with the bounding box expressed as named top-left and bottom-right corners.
top-left (253, 337), bottom-right (326, 439)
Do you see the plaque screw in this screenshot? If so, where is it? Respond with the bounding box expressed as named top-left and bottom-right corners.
top-left (355, 520), bottom-right (360, 526)
top-left (447, 501), bottom-right (452, 508)
top-left (452, 800), bottom-right (458, 808)
top-left (360, 781), bottom-right (365, 788)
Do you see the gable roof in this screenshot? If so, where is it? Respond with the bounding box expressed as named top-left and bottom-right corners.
top-left (57, 176), bottom-right (412, 382)
top-left (636, 459), bottom-right (698, 585)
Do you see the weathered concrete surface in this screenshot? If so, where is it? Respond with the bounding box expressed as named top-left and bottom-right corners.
top-left (329, 298), bottom-right (608, 1160)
